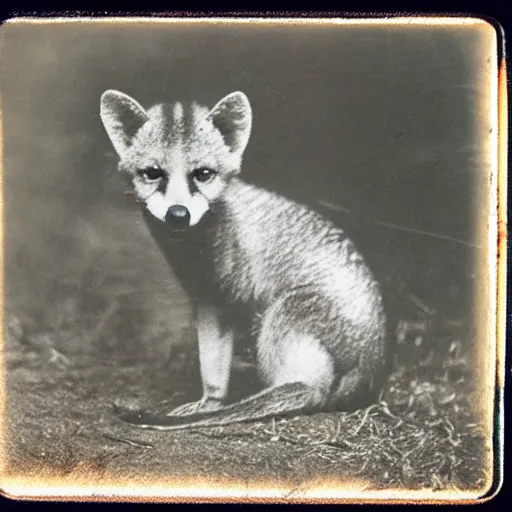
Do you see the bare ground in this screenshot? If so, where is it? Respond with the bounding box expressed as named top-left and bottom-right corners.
top-left (2, 314), bottom-right (489, 497)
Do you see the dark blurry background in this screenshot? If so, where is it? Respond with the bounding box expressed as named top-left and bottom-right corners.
top-left (1, 21), bottom-right (491, 360)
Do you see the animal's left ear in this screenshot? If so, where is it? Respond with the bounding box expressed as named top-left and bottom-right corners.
top-left (207, 92), bottom-right (252, 156)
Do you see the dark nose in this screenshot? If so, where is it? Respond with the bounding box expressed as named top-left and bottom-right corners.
top-left (165, 205), bottom-right (190, 230)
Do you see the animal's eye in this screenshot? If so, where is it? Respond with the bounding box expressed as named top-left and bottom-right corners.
top-left (138, 166), bottom-right (165, 181)
top-left (192, 167), bottom-right (217, 183)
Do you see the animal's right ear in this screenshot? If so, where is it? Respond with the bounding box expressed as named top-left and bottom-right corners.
top-left (207, 92), bottom-right (252, 157)
top-left (100, 90), bottom-right (149, 156)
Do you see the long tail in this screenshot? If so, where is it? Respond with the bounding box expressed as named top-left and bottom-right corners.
top-left (115, 382), bottom-right (317, 431)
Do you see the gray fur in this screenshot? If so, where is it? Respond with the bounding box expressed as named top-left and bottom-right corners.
top-left (100, 90), bottom-right (389, 430)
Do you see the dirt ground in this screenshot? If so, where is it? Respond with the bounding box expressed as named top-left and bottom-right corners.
top-left (2, 314), bottom-right (490, 500)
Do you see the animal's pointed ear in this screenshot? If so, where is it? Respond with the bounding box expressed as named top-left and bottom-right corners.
top-left (100, 90), bottom-right (149, 156)
top-left (207, 92), bottom-right (252, 156)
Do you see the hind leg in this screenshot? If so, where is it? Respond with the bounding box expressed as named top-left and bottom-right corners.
top-left (256, 297), bottom-right (336, 409)
top-left (117, 299), bottom-right (336, 429)
top-left (118, 298), bottom-right (336, 430)
top-left (116, 294), bottom-right (385, 429)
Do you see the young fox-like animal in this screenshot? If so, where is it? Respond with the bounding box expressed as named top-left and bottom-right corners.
top-left (100, 90), bottom-right (389, 430)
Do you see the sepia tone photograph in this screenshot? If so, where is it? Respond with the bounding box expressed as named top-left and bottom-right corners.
top-left (0, 16), bottom-right (506, 503)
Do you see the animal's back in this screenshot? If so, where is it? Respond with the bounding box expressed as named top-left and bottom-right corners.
top-left (211, 178), bottom-right (388, 405)
top-left (213, 179), bottom-right (384, 317)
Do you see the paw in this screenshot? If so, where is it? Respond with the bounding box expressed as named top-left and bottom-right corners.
top-left (168, 398), bottom-right (223, 417)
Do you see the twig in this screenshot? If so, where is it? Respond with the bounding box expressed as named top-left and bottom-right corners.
top-left (353, 458), bottom-right (370, 475)
top-left (317, 199), bottom-right (481, 249)
top-left (190, 429), bottom-right (254, 440)
top-left (407, 293), bottom-right (434, 315)
top-left (352, 404), bottom-right (378, 436)
top-left (331, 419), bottom-right (342, 443)
top-left (103, 434), bottom-right (154, 449)
top-left (401, 436), bottom-right (427, 460)
top-left (317, 199), bottom-right (351, 214)
top-left (373, 220), bottom-right (481, 249)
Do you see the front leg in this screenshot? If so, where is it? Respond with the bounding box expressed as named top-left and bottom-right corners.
top-left (170, 303), bottom-right (234, 416)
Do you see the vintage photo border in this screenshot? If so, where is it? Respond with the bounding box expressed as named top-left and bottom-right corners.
top-left (0, 13), bottom-right (507, 504)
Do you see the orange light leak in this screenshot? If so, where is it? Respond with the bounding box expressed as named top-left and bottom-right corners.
top-left (496, 56), bottom-right (508, 391)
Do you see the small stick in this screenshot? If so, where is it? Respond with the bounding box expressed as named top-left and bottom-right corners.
top-left (103, 434), bottom-right (154, 449)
